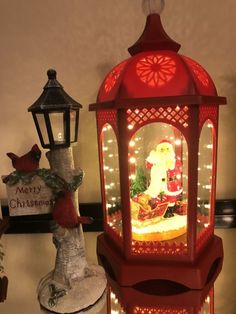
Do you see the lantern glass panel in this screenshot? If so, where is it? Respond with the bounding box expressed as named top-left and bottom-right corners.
top-left (129, 122), bottom-right (188, 244)
top-left (197, 119), bottom-right (214, 234)
top-left (35, 113), bottom-right (50, 146)
top-left (49, 112), bottom-right (66, 144)
top-left (70, 110), bottom-right (77, 142)
top-left (101, 124), bottom-right (122, 237)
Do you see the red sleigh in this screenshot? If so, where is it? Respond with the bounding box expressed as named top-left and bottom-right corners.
top-left (138, 202), bottom-right (169, 221)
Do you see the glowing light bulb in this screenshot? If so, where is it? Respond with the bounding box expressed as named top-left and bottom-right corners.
top-left (57, 132), bottom-right (63, 141)
top-left (175, 139), bottom-right (181, 146)
top-left (128, 124), bottom-right (134, 130)
top-left (142, 0), bottom-right (165, 16)
top-left (103, 146), bottom-right (108, 151)
top-left (129, 140), bottom-right (136, 147)
top-left (129, 157), bottom-right (136, 164)
top-left (206, 144), bottom-right (213, 149)
top-left (110, 292), bottom-right (116, 300)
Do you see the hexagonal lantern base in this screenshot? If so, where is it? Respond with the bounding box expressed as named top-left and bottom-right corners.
top-left (97, 234), bottom-right (223, 289)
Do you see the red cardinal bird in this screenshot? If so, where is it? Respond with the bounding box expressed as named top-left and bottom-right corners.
top-left (7, 144), bottom-right (41, 172)
top-left (52, 191), bottom-right (93, 229)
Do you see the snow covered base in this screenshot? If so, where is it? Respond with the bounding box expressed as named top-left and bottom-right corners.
top-left (132, 214), bottom-right (187, 241)
top-left (38, 265), bottom-right (107, 314)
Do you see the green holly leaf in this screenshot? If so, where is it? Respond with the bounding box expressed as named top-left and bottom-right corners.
top-left (21, 172), bottom-right (35, 184)
top-left (2, 172), bottom-right (20, 185)
top-left (37, 169), bottom-right (66, 193)
top-left (68, 169), bottom-right (84, 191)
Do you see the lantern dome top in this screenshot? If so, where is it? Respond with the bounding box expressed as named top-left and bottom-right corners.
top-left (90, 14), bottom-right (226, 110)
top-left (28, 69), bottom-right (82, 112)
top-left (97, 50), bottom-right (218, 103)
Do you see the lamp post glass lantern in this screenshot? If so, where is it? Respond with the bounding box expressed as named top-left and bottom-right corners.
top-left (28, 69), bottom-right (81, 149)
top-left (90, 0), bottom-right (226, 289)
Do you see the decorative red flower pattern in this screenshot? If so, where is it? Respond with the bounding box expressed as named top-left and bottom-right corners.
top-left (136, 54), bottom-right (176, 87)
top-left (183, 56), bottom-right (209, 87)
top-left (104, 60), bottom-right (128, 93)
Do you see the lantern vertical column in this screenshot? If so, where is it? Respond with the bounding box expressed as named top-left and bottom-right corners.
top-left (187, 105), bottom-right (200, 261)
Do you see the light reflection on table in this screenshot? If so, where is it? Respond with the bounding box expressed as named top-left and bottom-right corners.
top-left (40, 229), bottom-right (236, 314)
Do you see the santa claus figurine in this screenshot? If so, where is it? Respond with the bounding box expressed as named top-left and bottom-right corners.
top-left (145, 139), bottom-right (182, 217)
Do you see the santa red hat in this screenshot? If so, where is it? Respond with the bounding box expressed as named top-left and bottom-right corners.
top-left (159, 139), bottom-right (172, 145)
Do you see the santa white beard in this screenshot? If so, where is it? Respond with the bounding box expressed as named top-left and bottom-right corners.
top-left (145, 147), bottom-right (177, 198)
top-left (145, 164), bottom-right (167, 198)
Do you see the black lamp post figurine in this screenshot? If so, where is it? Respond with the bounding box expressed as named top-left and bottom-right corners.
top-left (28, 69), bottom-right (106, 313)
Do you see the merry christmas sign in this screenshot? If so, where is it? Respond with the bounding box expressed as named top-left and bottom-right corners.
top-left (2, 145), bottom-right (66, 217)
top-left (4, 174), bottom-right (53, 216)
top-left (2, 170), bottom-right (57, 216)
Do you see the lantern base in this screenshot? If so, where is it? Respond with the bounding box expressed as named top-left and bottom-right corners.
top-left (97, 233), bottom-right (223, 289)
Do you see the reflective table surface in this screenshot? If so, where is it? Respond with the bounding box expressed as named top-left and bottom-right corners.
top-left (0, 229), bottom-right (235, 314)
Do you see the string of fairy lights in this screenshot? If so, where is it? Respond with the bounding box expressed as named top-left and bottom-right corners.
top-left (101, 119), bottom-right (214, 234)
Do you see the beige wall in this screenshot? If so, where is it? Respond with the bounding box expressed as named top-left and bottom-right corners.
top-left (0, 0), bottom-right (236, 203)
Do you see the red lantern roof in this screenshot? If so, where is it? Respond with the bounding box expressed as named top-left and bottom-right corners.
top-left (90, 14), bottom-right (226, 109)
top-left (97, 51), bottom-right (217, 102)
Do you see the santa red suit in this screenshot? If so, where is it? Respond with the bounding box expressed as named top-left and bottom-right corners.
top-left (145, 140), bottom-right (182, 205)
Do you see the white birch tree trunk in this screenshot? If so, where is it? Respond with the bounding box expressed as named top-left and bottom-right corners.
top-left (38, 147), bottom-right (106, 313)
top-left (46, 148), bottom-right (87, 288)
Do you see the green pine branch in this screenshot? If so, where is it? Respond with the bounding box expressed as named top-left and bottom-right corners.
top-left (130, 167), bottom-right (147, 198)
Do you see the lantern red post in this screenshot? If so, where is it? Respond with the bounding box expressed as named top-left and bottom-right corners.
top-left (89, 11), bottom-right (226, 289)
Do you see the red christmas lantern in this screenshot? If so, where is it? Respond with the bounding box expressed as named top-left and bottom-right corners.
top-left (89, 2), bottom-right (226, 288)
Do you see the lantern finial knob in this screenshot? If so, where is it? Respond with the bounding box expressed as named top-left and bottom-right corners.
top-left (128, 0), bottom-right (180, 55)
top-left (44, 69), bottom-right (62, 89)
top-left (47, 69), bottom-right (57, 80)
top-left (142, 0), bottom-right (165, 16)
